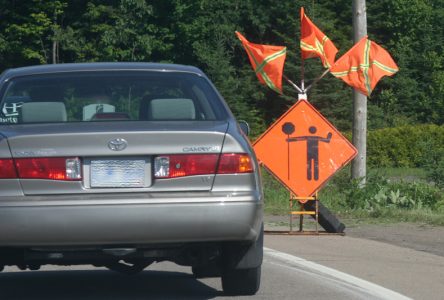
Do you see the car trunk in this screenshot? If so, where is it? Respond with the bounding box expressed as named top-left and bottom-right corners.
top-left (1, 121), bottom-right (229, 195)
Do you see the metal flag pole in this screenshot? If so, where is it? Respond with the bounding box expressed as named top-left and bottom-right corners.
top-left (305, 68), bottom-right (330, 92)
top-left (283, 75), bottom-right (303, 93)
top-left (298, 55), bottom-right (307, 100)
top-left (301, 56), bottom-right (305, 93)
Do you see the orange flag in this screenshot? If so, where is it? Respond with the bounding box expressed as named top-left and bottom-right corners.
top-left (330, 36), bottom-right (399, 96)
top-left (236, 31), bottom-right (287, 94)
top-left (300, 7), bottom-right (338, 68)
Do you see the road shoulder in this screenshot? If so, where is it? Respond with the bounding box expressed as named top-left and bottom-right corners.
top-left (265, 214), bottom-right (444, 257)
top-left (264, 232), bottom-right (444, 300)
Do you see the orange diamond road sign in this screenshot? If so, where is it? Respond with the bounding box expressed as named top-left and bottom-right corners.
top-left (253, 99), bottom-right (357, 199)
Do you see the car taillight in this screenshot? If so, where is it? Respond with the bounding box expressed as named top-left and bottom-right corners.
top-left (14, 157), bottom-right (82, 181)
top-left (154, 154), bottom-right (219, 178)
top-left (217, 153), bottom-right (254, 174)
top-left (154, 153), bottom-right (253, 179)
top-left (0, 159), bottom-right (17, 179)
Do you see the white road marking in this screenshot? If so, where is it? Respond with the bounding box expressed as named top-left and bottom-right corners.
top-left (264, 247), bottom-right (412, 300)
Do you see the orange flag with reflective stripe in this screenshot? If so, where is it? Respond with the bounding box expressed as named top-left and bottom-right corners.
top-left (236, 31), bottom-right (287, 94)
top-left (300, 7), bottom-right (338, 69)
top-left (330, 36), bottom-right (399, 96)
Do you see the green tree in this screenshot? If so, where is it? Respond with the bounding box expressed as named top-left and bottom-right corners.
top-left (0, 0), bottom-right (442, 133)
top-left (61, 0), bottom-right (173, 62)
top-left (0, 0), bottom-right (67, 67)
top-left (368, 0), bottom-right (444, 126)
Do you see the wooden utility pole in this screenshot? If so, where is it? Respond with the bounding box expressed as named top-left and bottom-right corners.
top-left (351, 0), bottom-right (367, 183)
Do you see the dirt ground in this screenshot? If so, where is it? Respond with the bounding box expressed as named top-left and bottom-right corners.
top-left (264, 215), bottom-right (444, 257)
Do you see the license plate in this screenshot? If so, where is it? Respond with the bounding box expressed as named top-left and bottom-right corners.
top-left (90, 159), bottom-right (146, 188)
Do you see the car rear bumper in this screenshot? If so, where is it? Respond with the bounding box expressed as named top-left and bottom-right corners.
top-left (0, 192), bottom-right (263, 246)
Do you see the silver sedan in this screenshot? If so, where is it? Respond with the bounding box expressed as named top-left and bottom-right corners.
top-left (0, 63), bottom-right (263, 295)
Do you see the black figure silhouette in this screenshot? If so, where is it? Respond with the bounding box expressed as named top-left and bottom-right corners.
top-left (282, 122), bottom-right (296, 180)
top-left (286, 126), bottom-right (332, 181)
top-left (282, 122), bottom-right (295, 135)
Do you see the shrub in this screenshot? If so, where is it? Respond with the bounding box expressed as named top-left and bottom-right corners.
top-left (367, 124), bottom-right (444, 168)
top-left (328, 171), bottom-right (443, 212)
top-left (423, 146), bottom-right (444, 189)
top-left (389, 181), bottom-right (444, 209)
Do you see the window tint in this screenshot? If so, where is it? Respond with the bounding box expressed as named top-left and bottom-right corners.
top-left (0, 71), bottom-right (227, 124)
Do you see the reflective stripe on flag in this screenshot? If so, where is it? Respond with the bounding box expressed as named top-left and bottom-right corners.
top-left (300, 7), bottom-right (338, 69)
top-left (330, 36), bottom-right (399, 96)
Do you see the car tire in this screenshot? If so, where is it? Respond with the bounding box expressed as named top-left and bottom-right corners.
top-left (221, 265), bottom-right (261, 295)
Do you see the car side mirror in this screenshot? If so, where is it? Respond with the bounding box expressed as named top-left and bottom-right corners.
top-left (238, 120), bottom-right (250, 136)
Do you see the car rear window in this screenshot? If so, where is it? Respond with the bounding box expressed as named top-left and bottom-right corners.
top-left (0, 71), bottom-right (227, 124)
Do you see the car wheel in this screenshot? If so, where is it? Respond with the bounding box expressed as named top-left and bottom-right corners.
top-left (221, 265), bottom-right (261, 295)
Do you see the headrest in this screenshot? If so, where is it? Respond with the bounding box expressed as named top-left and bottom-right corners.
top-left (20, 102), bottom-right (67, 123)
top-left (148, 98), bottom-right (196, 120)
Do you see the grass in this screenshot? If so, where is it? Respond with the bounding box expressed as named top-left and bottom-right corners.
top-left (262, 166), bottom-right (444, 226)
top-left (373, 167), bottom-right (427, 179)
top-left (262, 170), bottom-right (292, 215)
top-left (337, 209), bottom-right (444, 227)
top-left (369, 167), bottom-right (427, 182)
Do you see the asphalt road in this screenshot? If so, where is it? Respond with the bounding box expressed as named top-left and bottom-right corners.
top-left (0, 258), bottom-right (396, 300)
top-left (1, 234), bottom-right (428, 300)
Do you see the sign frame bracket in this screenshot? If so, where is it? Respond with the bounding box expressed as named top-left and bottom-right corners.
top-left (289, 192), bottom-right (319, 233)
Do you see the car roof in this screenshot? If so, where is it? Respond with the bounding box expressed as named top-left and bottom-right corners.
top-left (1, 62), bottom-right (205, 80)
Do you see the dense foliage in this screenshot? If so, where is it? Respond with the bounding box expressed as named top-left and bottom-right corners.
top-left (0, 0), bottom-right (443, 135)
top-left (367, 124), bottom-right (444, 168)
top-left (329, 170), bottom-right (444, 212)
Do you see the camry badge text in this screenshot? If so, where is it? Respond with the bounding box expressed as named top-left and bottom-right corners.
top-left (183, 146), bottom-right (220, 153)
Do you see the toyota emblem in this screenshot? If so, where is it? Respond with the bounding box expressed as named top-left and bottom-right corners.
top-left (108, 138), bottom-right (128, 151)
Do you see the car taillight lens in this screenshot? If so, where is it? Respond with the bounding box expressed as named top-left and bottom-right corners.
top-left (14, 157), bottom-right (82, 181)
top-left (154, 153), bottom-right (253, 179)
top-left (0, 159), bottom-right (17, 179)
top-left (217, 153), bottom-right (254, 174)
top-left (155, 154), bottom-right (219, 178)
